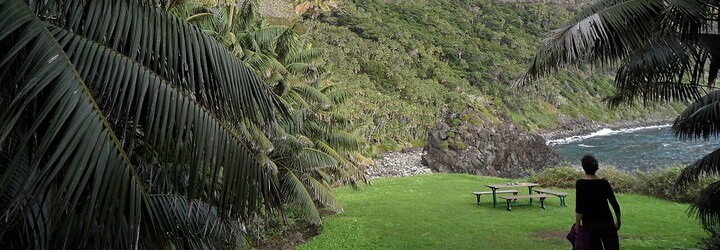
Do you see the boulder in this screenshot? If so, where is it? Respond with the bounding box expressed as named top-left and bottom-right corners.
top-left (422, 108), bottom-right (562, 178)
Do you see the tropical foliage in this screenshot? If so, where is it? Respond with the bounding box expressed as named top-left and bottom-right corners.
top-left (305, 0), bottom-right (683, 151)
top-left (169, 0), bottom-right (370, 225)
top-left (294, 0), bottom-right (338, 20)
top-left (516, 0), bottom-right (720, 230)
top-left (0, 0), bottom-right (289, 248)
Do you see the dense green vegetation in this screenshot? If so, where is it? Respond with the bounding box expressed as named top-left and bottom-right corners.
top-left (1, 0), bottom-right (370, 248)
top-left (304, 0), bottom-right (686, 149)
top-left (300, 174), bottom-right (706, 249)
top-left (0, 0), bottom-right (287, 248)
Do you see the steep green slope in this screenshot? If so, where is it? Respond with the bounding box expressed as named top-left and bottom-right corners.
top-left (285, 0), bottom-right (686, 148)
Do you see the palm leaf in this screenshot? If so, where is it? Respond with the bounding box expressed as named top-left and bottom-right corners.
top-left (52, 26), bottom-right (277, 214)
top-left (292, 84), bottom-right (332, 106)
top-left (143, 194), bottom-right (245, 249)
top-left (1, 0), bottom-right (287, 247)
top-left (673, 90), bottom-right (720, 141)
top-left (326, 131), bottom-right (361, 150)
top-left (295, 148), bottom-right (337, 171)
top-left (673, 148), bottom-right (720, 189)
top-left (280, 171), bottom-right (321, 224)
top-left (605, 37), bottom-right (704, 106)
top-left (687, 180), bottom-right (720, 229)
top-left (0, 1), bottom-right (143, 248)
top-left (304, 175), bottom-right (343, 212)
top-left (59, 0), bottom-right (286, 126)
top-left (660, 0), bottom-right (714, 39)
top-left (515, 0), bottom-right (665, 86)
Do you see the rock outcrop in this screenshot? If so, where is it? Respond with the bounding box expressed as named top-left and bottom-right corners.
top-left (422, 108), bottom-right (562, 178)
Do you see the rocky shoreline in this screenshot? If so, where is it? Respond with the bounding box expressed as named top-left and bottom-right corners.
top-left (366, 118), bottom-right (675, 179)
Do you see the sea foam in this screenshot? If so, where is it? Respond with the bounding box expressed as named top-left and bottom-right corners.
top-left (547, 124), bottom-right (671, 146)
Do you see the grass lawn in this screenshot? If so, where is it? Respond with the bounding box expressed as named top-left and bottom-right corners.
top-left (299, 174), bottom-right (707, 249)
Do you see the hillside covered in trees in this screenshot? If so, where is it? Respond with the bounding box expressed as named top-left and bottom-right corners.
top-left (280, 0), bottom-right (687, 151)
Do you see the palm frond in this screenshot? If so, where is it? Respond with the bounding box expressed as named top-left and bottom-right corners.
top-left (326, 131), bottom-right (361, 150)
top-left (284, 47), bottom-right (323, 65)
top-left (60, 0), bottom-right (286, 125)
top-left (660, 0), bottom-right (714, 39)
top-left (292, 84), bottom-right (332, 106)
top-left (515, 0), bottom-right (665, 87)
top-left (673, 90), bottom-right (720, 140)
top-left (673, 148), bottom-right (720, 189)
top-left (1, 0), bottom-right (287, 247)
top-left (698, 34), bottom-right (720, 85)
top-left (53, 26), bottom-right (279, 214)
top-left (253, 25), bottom-right (288, 52)
top-left (0, 2), bottom-right (143, 248)
top-left (295, 148), bottom-right (337, 171)
top-left (279, 171), bottom-right (321, 224)
top-left (286, 62), bottom-right (321, 79)
top-left (605, 37), bottom-right (704, 106)
top-left (687, 180), bottom-right (720, 229)
top-left (143, 194), bottom-right (245, 249)
top-left (567, 0), bottom-right (627, 23)
top-left (304, 175), bottom-right (343, 212)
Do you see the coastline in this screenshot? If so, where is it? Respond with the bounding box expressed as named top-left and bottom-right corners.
top-left (537, 117), bottom-right (673, 141)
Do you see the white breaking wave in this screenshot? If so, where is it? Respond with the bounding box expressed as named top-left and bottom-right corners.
top-left (578, 144), bottom-right (595, 148)
top-left (547, 124), bottom-right (671, 146)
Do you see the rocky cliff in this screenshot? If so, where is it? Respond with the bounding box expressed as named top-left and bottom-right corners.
top-left (422, 108), bottom-right (562, 178)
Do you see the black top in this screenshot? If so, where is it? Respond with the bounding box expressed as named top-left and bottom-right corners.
top-left (575, 179), bottom-right (620, 223)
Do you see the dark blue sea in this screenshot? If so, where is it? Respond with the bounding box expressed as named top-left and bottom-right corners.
top-left (548, 125), bottom-right (720, 171)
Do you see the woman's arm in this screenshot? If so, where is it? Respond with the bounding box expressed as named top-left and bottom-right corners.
top-left (576, 212), bottom-right (583, 228)
top-left (607, 182), bottom-right (621, 230)
top-left (575, 180), bottom-right (585, 228)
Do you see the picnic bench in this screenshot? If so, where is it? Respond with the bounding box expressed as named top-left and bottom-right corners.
top-left (472, 190), bottom-right (518, 205)
top-left (499, 194), bottom-right (547, 211)
top-left (533, 189), bottom-right (568, 207)
top-left (485, 183), bottom-right (540, 208)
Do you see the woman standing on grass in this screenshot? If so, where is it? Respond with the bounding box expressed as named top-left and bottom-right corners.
top-left (575, 154), bottom-right (622, 250)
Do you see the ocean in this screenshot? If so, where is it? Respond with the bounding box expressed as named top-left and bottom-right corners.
top-left (548, 125), bottom-right (720, 171)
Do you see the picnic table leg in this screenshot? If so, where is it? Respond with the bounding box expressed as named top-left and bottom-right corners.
top-left (560, 196), bottom-right (566, 207)
top-left (540, 198), bottom-right (546, 210)
top-left (528, 187), bottom-right (534, 205)
top-left (476, 194), bottom-right (481, 205)
top-left (506, 199), bottom-right (512, 211)
top-left (492, 188), bottom-right (498, 208)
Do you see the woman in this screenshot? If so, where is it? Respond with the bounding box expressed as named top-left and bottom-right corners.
top-left (575, 154), bottom-right (622, 249)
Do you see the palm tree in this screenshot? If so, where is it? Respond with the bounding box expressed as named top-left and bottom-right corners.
top-left (515, 0), bottom-right (720, 229)
top-left (0, 0), bottom-right (287, 248)
top-left (168, 0), bottom-right (369, 225)
top-left (294, 0), bottom-right (338, 20)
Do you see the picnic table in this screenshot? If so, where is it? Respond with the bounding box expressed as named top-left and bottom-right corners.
top-left (485, 182), bottom-right (540, 208)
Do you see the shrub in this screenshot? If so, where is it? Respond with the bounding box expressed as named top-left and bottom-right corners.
top-left (530, 165), bottom-right (717, 204)
top-left (634, 166), bottom-right (716, 203)
top-left (528, 165), bottom-right (582, 188)
top-left (597, 165), bottom-right (638, 193)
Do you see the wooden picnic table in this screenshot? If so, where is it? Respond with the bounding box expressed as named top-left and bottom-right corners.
top-left (485, 182), bottom-right (540, 208)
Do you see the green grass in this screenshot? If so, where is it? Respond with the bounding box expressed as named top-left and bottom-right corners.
top-left (299, 174), bottom-right (706, 249)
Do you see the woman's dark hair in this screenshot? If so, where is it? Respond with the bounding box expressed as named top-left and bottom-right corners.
top-left (581, 154), bottom-right (599, 175)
